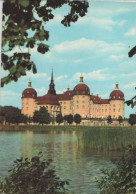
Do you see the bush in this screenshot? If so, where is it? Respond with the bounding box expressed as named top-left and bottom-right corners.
top-left (74, 114), bottom-right (81, 125)
top-left (97, 145), bottom-right (136, 194)
top-left (0, 153), bottom-right (69, 194)
top-left (128, 114), bottom-right (136, 126)
top-left (56, 113), bottom-right (63, 125)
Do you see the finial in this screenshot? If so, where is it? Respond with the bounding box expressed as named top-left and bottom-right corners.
top-left (80, 73), bottom-right (84, 83)
top-left (51, 68), bottom-right (54, 82)
top-left (67, 85), bottom-right (70, 91)
top-left (28, 79), bottom-right (32, 88)
top-left (115, 82), bottom-right (119, 90)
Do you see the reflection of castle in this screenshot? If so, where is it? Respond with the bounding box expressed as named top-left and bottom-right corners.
top-left (21, 70), bottom-right (125, 119)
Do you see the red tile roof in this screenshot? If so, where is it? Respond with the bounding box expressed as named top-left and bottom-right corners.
top-left (22, 88), bottom-right (37, 98)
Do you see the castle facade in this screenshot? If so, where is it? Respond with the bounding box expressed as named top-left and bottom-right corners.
top-left (21, 70), bottom-right (125, 119)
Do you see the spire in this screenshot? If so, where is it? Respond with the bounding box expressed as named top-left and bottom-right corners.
top-left (80, 73), bottom-right (84, 83)
top-left (51, 68), bottom-right (53, 83)
top-left (48, 68), bottom-right (56, 95)
top-left (28, 79), bottom-right (32, 88)
top-left (115, 82), bottom-right (119, 90)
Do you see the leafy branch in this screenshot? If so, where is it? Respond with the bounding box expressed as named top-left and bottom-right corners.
top-left (2, 0), bottom-right (89, 87)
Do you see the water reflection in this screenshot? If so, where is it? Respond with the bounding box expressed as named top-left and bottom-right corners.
top-left (0, 131), bottom-right (118, 193)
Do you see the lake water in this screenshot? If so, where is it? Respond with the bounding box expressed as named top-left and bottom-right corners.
top-left (0, 130), bottom-right (119, 194)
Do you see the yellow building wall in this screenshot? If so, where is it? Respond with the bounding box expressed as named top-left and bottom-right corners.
top-left (21, 98), bottom-right (35, 117)
top-left (72, 95), bottom-right (90, 118)
top-left (109, 100), bottom-right (124, 119)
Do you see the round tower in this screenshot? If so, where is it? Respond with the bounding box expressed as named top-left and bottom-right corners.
top-left (109, 83), bottom-right (124, 119)
top-left (73, 74), bottom-right (90, 118)
top-left (22, 80), bottom-right (37, 117)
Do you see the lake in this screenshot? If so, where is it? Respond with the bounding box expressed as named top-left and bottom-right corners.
top-left (0, 130), bottom-right (119, 194)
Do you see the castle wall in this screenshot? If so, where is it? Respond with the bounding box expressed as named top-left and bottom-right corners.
top-left (72, 95), bottom-right (90, 118)
top-left (109, 100), bottom-right (124, 119)
top-left (21, 98), bottom-right (35, 117)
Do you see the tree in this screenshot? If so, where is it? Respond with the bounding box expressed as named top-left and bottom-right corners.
top-left (118, 115), bottom-right (123, 124)
top-left (128, 114), bottom-right (136, 126)
top-left (0, 106), bottom-right (27, 124)
top-left (33, 107), bottom-right (51, 124)
top-left (66, 114), bottom-right (73, 125)
top-left (107, 115), bottom-right (112, 124)
top-left (74, 114), bottom-right (81, 125)
top-left (56, 113), bottom-right (63, 125)
top-left (2, 0), bottom-right (89, 87)
top-left (97, 145), bottom-right (136, 194)
top-left (0, 152), bottom-right (69, 194)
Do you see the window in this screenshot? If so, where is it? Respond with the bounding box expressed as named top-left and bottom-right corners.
top-left (118, 109), bottom-right (120, 112)
top-left (105, 109), bottom-right (107, 112)
top-left (82, 96), bottom-right (85, 98)
top-left (64, 106), bottom-right (66, 110)
top-left (82, 100), bottom-right (85, 103)
top-left (77, 100), bottom-right (79, 103)
top-left (113, 104), bottom-right (116, 107)
top-left (82, 105), bottom-right (85, 109)
top-left (26, 107), bottom-right (29, 110)
top-left (76, 105), bottom-right (79, 109)
top-left (113, 109), bottom-right (115, 112)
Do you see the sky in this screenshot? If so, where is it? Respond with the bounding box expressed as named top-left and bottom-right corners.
top-left (1, 1), bottom-right (136, 118)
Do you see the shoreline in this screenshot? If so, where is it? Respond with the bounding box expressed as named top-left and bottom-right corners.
top-left (0, 124), bottom-right (135, 132)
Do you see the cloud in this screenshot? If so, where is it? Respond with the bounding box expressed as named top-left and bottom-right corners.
top-left (21, 72), bottom-right (47, 80)
top-left (124, 81), bottom-right (136, 89)
top-left (109, 54), bottom-right (126, 61)
top-left (35, 87), bottom-right (47, 96)
top-left (53, 38), bottom-right (125, 54)
top-left (70, 68), bottom-right (116, 83)
top-left (89, 6), bottom-right (135, 17)
top-left (55, 75), bottom-right (68, 81)
top-left (125, 28), bottom-right (136, 36)
top-left (88, 17), bottom-right (126, 31)
top-left (0, 90), bottom-right (21, 106)
top-left (120, 72), bottom-right (136, 78)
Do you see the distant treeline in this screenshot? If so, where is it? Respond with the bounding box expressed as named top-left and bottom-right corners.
top-left (0, 106), bottom-right (136, 126)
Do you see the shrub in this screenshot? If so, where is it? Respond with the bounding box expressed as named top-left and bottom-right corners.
top-left (97, 145), bottom-right (136, 194)
top-left (56, 113), bottom-right (63, 125)
top-left (74, 114), bottom-right (81, 125)
top-left (0, 153), bottom-right (69, 194)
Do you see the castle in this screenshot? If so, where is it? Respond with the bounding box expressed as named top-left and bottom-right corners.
top-left (21, 70), bottom-right (125, 119)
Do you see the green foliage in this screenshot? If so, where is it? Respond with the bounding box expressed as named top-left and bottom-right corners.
top-left (0, 106), bottom-right (27, 124)
top-left (65, 114), bottom-right (73, 125)
top-left (107, 115), bottom-right (112, 124)
top-left (0, 152), bottom-right (69, 194)
top-left (118, 116), bottom-right (123, 124)
top-left (74, 114), bottom-right (81, 125)
top-left (2, 0), bottom-right (89, 87)
top-left (33, 107), bottom-right (51, 124)
top-left (97, 146), bottom-right (136, 194)
top-left (56, 113), bottom-right (63, 125)
top-left (0, 116), bottom-right (5, 124)
top-left (128, 114), bottom-right (136, 126)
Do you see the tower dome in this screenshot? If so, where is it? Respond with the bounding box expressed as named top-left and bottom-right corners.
top-left (110, 83), bottom-right (124, 100)
top-left (22, 80), bottom-right (37, 98)
top-left (74, 74), bottom-right (90, 95)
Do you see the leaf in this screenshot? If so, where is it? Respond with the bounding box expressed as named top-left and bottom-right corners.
top-left (32, 63), bottom-right (37, 74)
top-left (9, 66), bottom-right (16, 74)
top-left (128, 46), bottom-right (136, 58)
top-left (19, 0), bottom-right (30, 7)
